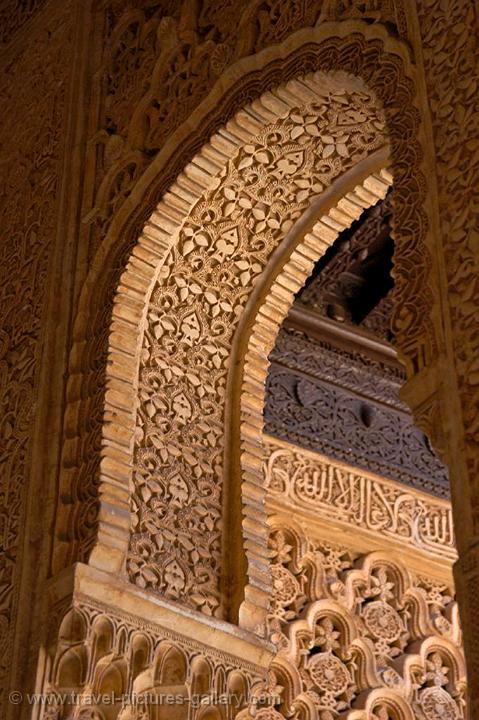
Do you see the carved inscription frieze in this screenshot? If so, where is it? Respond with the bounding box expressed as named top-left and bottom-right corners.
top-left (264, 438), bottom-right (455, 559)
top-left (265, 328), bottom-right (449, 497)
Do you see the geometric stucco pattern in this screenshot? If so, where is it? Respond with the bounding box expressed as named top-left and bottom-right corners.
top-left (258, 520), bottom-right (466, 720)
top-left (129, 74), bottom-right (388, 617)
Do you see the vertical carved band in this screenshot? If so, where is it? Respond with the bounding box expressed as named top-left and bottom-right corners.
top-left (236, 166), bottom-right (391, 632)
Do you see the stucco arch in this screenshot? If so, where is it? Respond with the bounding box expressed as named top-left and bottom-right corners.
top-left (122, 74), bottom-right (395, 629)
top-left (54, 22), bottom-right (447, 635)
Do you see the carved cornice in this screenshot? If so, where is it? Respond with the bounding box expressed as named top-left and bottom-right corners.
top-left (46, 563), bottom-right (272, 673)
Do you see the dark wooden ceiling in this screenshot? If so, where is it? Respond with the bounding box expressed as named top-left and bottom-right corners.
top-left (265, 192), bottom-right (450, 498)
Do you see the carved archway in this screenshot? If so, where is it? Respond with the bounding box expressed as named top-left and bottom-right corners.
top-left (230, 163), bottom-right (392, 631)
top-left (124, 76), bottom-right (395, 628)
top-left (56, 25), bottom-right (444, 633)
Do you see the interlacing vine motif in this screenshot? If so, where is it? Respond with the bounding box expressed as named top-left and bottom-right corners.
top-left (89, 0), bottom-right (410, 260)
top-left (129, 82), bottom-right (387, 614)
top-left (258, 523), bottom-right (466, 720)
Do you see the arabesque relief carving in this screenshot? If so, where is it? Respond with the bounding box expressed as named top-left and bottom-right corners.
top-left (60, 10), bottom-right (439, 593)
top-left (254, 522), bottom-right (466, 720)
top-left (414, 0), bottom-right (479, 500)
top-left (128, 74), bottom-right (388, 617)
top-left (0, 1), bottom-right (73, 712)
top-left (2, 0), bottom-right (478, 713)
top-left (414, 0), bottom-right (479, 548)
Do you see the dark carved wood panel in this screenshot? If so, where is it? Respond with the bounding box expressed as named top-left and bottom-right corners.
top-left (265, 195), bottom-right (450, 498)
top-left (299, 192), bottom-right (394, 339)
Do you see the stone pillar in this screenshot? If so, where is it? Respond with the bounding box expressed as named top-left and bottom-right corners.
top-left (415, 0), bottom-right (479, 713)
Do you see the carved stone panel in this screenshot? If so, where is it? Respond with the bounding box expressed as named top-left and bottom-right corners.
top-left (264, 437), bottom-right (455, 560)
top-left (63, 21), bottom-right (437, 587)
top-left (257, 520), bottom-right (466, 720)
top-left (128, 77), bottom-right (388, 616)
